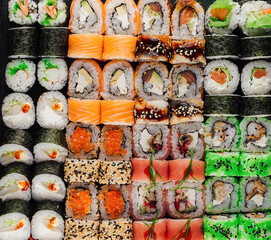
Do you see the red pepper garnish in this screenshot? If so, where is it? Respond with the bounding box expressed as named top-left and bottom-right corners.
top-left (21, 104), bottom-right (30, 113)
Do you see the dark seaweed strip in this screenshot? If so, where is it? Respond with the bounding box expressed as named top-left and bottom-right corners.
top-left (35, 128), bottom-right (67, 148)
top-left (2, 129), bottom-right (33, 150)
top-left (2, 199), bottom-right (31, 218)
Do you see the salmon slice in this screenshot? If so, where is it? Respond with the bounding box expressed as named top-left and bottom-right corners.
top-left (133, 219), bottom-right (167, 240)
top-left (166, 218), bottom-right (204, 240)
top-left (18, 0), bottom-right (29, 17)
top-left (45, 5), bottom-right (58, 19)
top-left (131, 158), bottom-right (168, 183)
top-left (103, 35), bottom-right (137, 61)
top-left (254, 69), bottom-right (267, 79)
top-left (261, 8), bottom-right (271, 15)
top-left (180, 6), bottom-right (196, 25)
top-left (211, 69), bottom-right (227, 85)
top-left (210, 8), bottom-right (230, 20)
top-left (168, 159), bottom-right (205, 182)
top-left (68, 34), bottom-right (103, 59)
top-left (68, 99), bottom-right (101, 124)
top-left (101, 100), bottom-right (135, 125)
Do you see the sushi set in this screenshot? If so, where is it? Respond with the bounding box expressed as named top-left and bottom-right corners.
top-left (0, 0), bottom-right (271, 239)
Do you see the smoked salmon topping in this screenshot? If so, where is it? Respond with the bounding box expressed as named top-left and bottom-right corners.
top-left (67, 189), bottom-right (92, 218)
top-left (253, 69), bottom-right (267, 79)
top-left (70, 127), bottom-right (95, 155)
top-left (50, 151), bottom-right (58, 159)
top-left (14, 220), bottom-right (24, 230)
top-left (211, 69), bottom-right (227, 85)
top-left (210, 8), bottom-right (230, 20)
top-left (21, 104), bottom-right (30, 113)
top-left (14, 150), bottom-right (24, 160)
top-left (48, 183), bottom-right (58, 192)
top-left (103, 128), bottom-right (127, 156)
top-left (47, 217), bottom-right (57, 229)
top-left (18, 180), bottom-right (30, 192)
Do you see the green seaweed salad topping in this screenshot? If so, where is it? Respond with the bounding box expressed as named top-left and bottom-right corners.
top-left (8, 62), bottom-right (28, 76)
top-left (245, 8), bottom-right (271, 29)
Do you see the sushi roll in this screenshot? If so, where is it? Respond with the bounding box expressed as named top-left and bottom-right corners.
top-left (101, 60), bottom-right (135, 100)
top-left (5, 59), bottom-right (36, 93)
top-left (2, 93), bottom-right (35, 130)
top-left (203, 214), bottom-right (238, 240)
top-left (100, 125), bottom-right (132, 161)
top-left (171, 0), bottom-right (205, 39)
top-left (104, 0), bottom-right (140, 35)
top-left (37, 91), bottom-right (68, 130)
top-left (66, 182), bottom-right (99, 220)
top-left (204, 59), bottom-right (240, 95)
top-left (135, 35), bottom-right (172, 62)
top-left (169, 64), bottom-right (203, 101)
top-left (170, 122), bottom-right (205, 160)
top-left (2, 199), bottom-right (31, 218)
top-left (66, 122), bottom-right (100, 159)
top-left (34, 128), bottom-right (68, 163)
top-left (64, 159), bottom-right (100, 183)
top-left (99, 160), bottom-right (132, 185)
top-left (69, 0), bottom-right (106, 34)
top-left (134, 99), bottom-right (169, 125)
top-left (138, 0), bottom-right (171, 35)
top-left (135, 61), bottom-right (170, 101)
top-left (68, 59), bottom-right (102, 99)
top-left (34, 161), bottom-right (64, 178)
top-left (240, 96), bottom-right (271, 117)
top-left (0, 129), bottom-right (33, 166)
top-left (37, 58), bottom-right (68, 91)
top-left (204, 116), bottom-right (240, 152)
top-left (205, 0), bottom-right (240, 34)
top-left (205, 176), bottom-right (240, 214)
top-left (38, 0), bottom-right (67, 27)
top-left (241, 60), bottom-right (271, 96)
top-left (132, 124), bottom-right (170, 160)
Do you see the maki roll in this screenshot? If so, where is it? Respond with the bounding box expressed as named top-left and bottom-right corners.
top-left (69, 0), bottom-right (106, 34)
top-left (2, 93), bottom-right (35, 130)
top-left (68, 59), bottom-right (102, 99)
top-left (38, 0), bottom-right (67, 27)
top-left (169, 64), bottom-right (203, 100)
top-left (34, 128), bottom-right (68, 163)
top-left (138, 0), bottom-right (171, 35)
top-left (205, 0), bottom-right (240, 34)
top-left (37, 58), bottom-right (68, 91)
top-left (132, 124), bottom-right (170, 160)
top-left (104, 0), bottom-right (141, 35)
top-left (101, 60), bottom-right (135, 100)
top-left (240, 96), bottom-right (271, 117)
top-left (37, 91), bottom-right (68, 130)
top-left (171, 0), bottom-right (205, 39)
top-left (5, 59), bottom-right (36, 93)
top-left (66, 122), bottom-right (100, 159)
top-left (204, 59), bottom-right (240, 95)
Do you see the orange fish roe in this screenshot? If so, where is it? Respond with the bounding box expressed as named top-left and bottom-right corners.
top-left (67, 189), bottom-right (92, 218)
top-left (14, 220), bottom-right (24, 230)
top-left (103, 127), bottom-right (127, 156)
top-left (70, 127), bottom-right (95, 155)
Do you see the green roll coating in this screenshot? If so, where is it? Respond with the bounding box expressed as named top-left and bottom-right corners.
top-left (240, 96), bottom-right (271, 117)
top-left (35, 128), bottom-right (67, 148)
top-left (2, 200), bottom-right (31, 218)
top-left (2, 129), bottom-right (33, 150)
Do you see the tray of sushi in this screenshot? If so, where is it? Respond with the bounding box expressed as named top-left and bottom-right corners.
top-left (0, 0), bottom-right (271, 239)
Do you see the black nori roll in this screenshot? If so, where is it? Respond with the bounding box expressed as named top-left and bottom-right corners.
top-left (34, 201), bottom-right (64, 217)
top-left (240, 96), bottom-right (271, 117)
top-left (2, 129), bottom-right (33, 150)
top-left (2, 200), bottom-right (31, 218)
top-left (34, 161), bottom-right (64, 178)
top-left (35, 128), bottom-right (67, 148)
top-left (39, 27), bottom-right (69, 57)
top-left (2, 162), bottom-right (30, 179)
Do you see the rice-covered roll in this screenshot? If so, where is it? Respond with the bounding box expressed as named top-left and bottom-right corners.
top-left (98, 185), bottom-right (130, 220)
top-left (37, 58), bottom-right (68, 91)
top-left (34, 128), bottom-right (68, 163)
top-left (203, 214), bottom-right (238, 240)
top-left (135, 35), bottom-right (172, 62)
top-left (239, 117), bottom-right (271, 153)
top-left (205, 176), bottom-right (240, 214)
top-left (166, 182), bottom-right (205, 219)
top-left (204, 59), bottom-right (240, 95)
top-left (239, 176), bottom-right (271, 213)
top-left (68, 59), bottom-right (102, 99)
top-left (101, 60), bottom-right (135, 100)
top-left (38, 0), bottom-right (67, 27)
top-left (135, 61), bottom-right (170, 101)
top-left (241, 60), bottom-right (271, 96)
top-left (0, 129), bottom-right (33, 166)
top-left (64, 219), bottom-right (99, 240)
top-left (204, 116), bottom-right (240, 152)
top-left (66, 182), bottom-right (99, 220)
top-left (239, 1), bottom-right (271, 36)
top-left (205, 0), bottom-right (240, 34)
top-left (99, 160), bottom-right (132, 185)
top-left (170, 122), bottom-right (205, 160)
top-left (132, 124), bottom-right (170, 160)
top-left (240, 96), bottom-right (271, 117)
top-left (134, 99), bottom-right (169, 125)
top-left (104, 0), bottom-right (141, 35)
top-left (100, 125), bottom-right (132, 161)
top-left (2, 93), bottom-right (35, 130)
top-left (37, 91), bottom-right (68, 130)
top-left (171, 0), bottom-right (205, 39)
top-left (99, 219), bottom-right (133, 240)
top-left (5, 59), bottom-right (36, 93)
top-left (138, 0), bottom-right (171, 35)
top-left (64, 159), bottom-right (100, 183)
top-left (169, 64), bottom-right (203, 100)
top-left (69, 0), bottom-right (105, 34)
top-left (66, 122), bottom-right (100, 159)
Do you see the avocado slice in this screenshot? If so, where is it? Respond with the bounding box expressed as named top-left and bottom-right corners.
top-left (116, 4), bottom-right (127, 17)
top-left (110, 69), bottom-right (124, 86)
top-left (78, 68), bottom-right (93, 84)
top-left (81, 0), bottom-right (93, 14)
top-left (144, 5), bottom-right (160, 17)
top-left (150, 70), bottom-right (163, 86)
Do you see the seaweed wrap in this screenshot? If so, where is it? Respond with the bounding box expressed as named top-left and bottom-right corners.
top-left (2, 199), bottom-right (31, 218)
top-left (34, 161), bottom-right (64, 177)
top-left (240, 96), bottom-right (271, 117)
